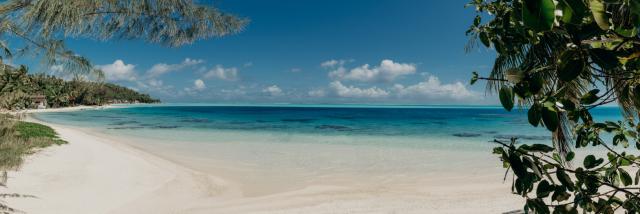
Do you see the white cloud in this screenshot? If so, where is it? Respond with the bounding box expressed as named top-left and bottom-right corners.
top-left (194, 79), bottom-right (206, 91)
top-left (203, 65), bottom-right (239, 81)
top-left (329, 81), bottom-right (389, 98)
top-left (320, 59), bottom-right (353, 68)
top-left (96, 60), bottom-right (137, 81)
top-left (183, 58), bottom-right (204, 66)
top-left (321, 59), bottom-right (341, 68)
top-left (50, 65), bottom-right (64, 73)
top-left (148, 79), bottom-right (164, 87)
top-left (263, 85), bottom-right (283, 96)
top-left (290, 68), bottom-right (302, 73)
top-left (133, 79), bottom-right (176, 97)
top-left (328, 59), bottom-right (416, 82)
top-left (146, 58), bottom-right (204, 78)
top-left (393, 76), bottom-right (476, 100)
top-left (308, 89), bottom-right (326, 97)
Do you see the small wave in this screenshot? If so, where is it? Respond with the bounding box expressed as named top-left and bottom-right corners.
top-left (107, 126), bottom-right (145, 130)
top-left (151, 125), bottom-right (180, 129)
top-left (452, 133), bottom-right (482, 138)
top-left (109, 120), bottom-right (139, 126)
top-left (281, 118), bottom-right (315, 123)
top-left (315, 125), bottom-right (352, 131)
top-left (179, 118), bottom-right (209, 123)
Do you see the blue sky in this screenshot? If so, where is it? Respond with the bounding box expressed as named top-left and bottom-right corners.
top-left (26, 0), bottom-right (497, 104)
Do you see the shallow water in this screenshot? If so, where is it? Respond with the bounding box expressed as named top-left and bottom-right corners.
top-left (33, 104), bottom-right (623, 196)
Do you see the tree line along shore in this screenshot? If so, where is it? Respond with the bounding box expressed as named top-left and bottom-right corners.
top-left (0, 64), bottom-right (159, 110)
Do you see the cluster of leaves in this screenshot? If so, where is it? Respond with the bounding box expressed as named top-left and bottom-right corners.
top-left (0, 0), bottom-right (247, 76)
top-left (468, 0), bottom-right (640, 213)
top-left (0, 65), bottom-right (159, 110)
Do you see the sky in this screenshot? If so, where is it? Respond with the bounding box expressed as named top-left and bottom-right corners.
top-left (24, 0), bottom-right (498, 104)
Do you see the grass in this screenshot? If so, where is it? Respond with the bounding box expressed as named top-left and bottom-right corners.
top-left (14, 121), bottom-right (67, 146)
top-left (0, 118), bottom-right (63, 214)
top-left (0, 116), bottom-right (67, 172)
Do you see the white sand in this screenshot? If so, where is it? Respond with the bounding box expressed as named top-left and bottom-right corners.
top-left (0, 104), bottom-right (119, 115)
top-left (4, 117), bottom-right (523, 214)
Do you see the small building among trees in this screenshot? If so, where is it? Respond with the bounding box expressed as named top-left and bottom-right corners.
top-left (30, 95), bottom-right (47, 109)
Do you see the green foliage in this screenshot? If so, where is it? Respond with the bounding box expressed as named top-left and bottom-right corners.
top-left (0, 0), bottom-right (247, 76)
top-left (0, 65), bottom-right (159, 110)
top-left (522, 0), bottom-right (556, 31)
top-left (15, 121), bottom-right (66, 145)
top-left (0, 114), bottom-right (65, 213)
top-left (0, 115), bottom-right (66, 171)
top-left (467, 0), bottom-right (640, 212)
top-left (499, 86), bottom-right (515, 111)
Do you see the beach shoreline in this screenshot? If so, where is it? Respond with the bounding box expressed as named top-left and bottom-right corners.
top-left (4, 109), bottom-right (524, 213)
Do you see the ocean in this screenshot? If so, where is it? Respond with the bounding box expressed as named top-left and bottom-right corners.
top-left (32, 104), bottom-right (623, 196)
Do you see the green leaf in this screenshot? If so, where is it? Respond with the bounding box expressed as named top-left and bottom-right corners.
top-left (589, 48), bottom-right (619, 70)
top-left (528, 73), bottom-right (543, 94)
top-left (499, 87), bottom-right (515, 111)
top-left (479, 31), bottom-right (491, 48)
top-left (560, 99), bottom-right (576, 111)
top-left (526, 144), bottom-right (555, 153)
top-left (566, 152), bottom-right (575, 162)
top-left (615, 27), bottom-right (637, 38)
top-left (613, 134), bottom-right (629, 147)
top-left (513, 83), bottom-right (531, 99)
top-left (589, 0), bottom-right (610, 30)
top-left (557, 49), bottom-right (585, 81)
top-left (635, 169), bottom-right (640, 185)
top-left (619, 168), bottom-right (632, 186)
top-left (526, 198), bottom-right (550, 213)
top-left (624, 129), bottom-right (637, 138)
top-left (631, 0), bottom-right (640, 27)
top-left (528, 104), bottom-right (542, 127)
top-left (473, 15), bottom-right (481, 26)
top-left (583, 155), bottom-right (604, 169)
top-left (552, 186), bottom-right (571, 202)
top-left (632, 85), bottom-right (640, 109)
top-left (470, 71), bottom-right (479, 85)
top-left (522, 0), bottom-right (556, 31)
top-left (509, 152), bottom-right (527, 178)
top-left (580, 89), bottom-right (600, 105)
top-left (559, 0), bottom-right (588, 24)
top-left (556, 169), bottom-right (575, 191)
top-left (536, 180), bottom-right (554, 198)
top-left (541, 105), bottom-right (559, 132)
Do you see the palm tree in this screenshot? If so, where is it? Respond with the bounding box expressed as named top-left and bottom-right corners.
top-left (0, 2), bottom-right (247, 211)
top-left (0, 0), bottom-right (248, 76)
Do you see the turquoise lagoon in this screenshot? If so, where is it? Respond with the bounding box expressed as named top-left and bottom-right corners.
top-left (32, 104), bottom-right (623, 196)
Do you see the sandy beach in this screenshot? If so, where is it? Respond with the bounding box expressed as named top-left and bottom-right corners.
top-left (4, 113), bottom-right (523, 214)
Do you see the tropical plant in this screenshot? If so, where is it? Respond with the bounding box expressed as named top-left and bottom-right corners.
top-left (0, 66), bottom-right (160, 109)
top-left (468, 0), bottom-right (640, 213)
top-left (0, 1), bottom-right (246, 212)
top-left (0, 0), bottom-right (247, 76)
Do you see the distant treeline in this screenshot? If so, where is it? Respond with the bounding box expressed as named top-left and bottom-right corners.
top-left (0, 65), bottom-right (159, 109)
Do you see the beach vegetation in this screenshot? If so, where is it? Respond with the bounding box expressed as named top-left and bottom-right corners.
top-left (0, 65), bottom-right (159, 110)
top-left (0, 0), bottom-right (247, 76)
top-left (0, 114), bottom-right (63, 213)
top-left (0, 0), bottom-right (247, 212)
top-left (468, 0), bottom-right (640, 212)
